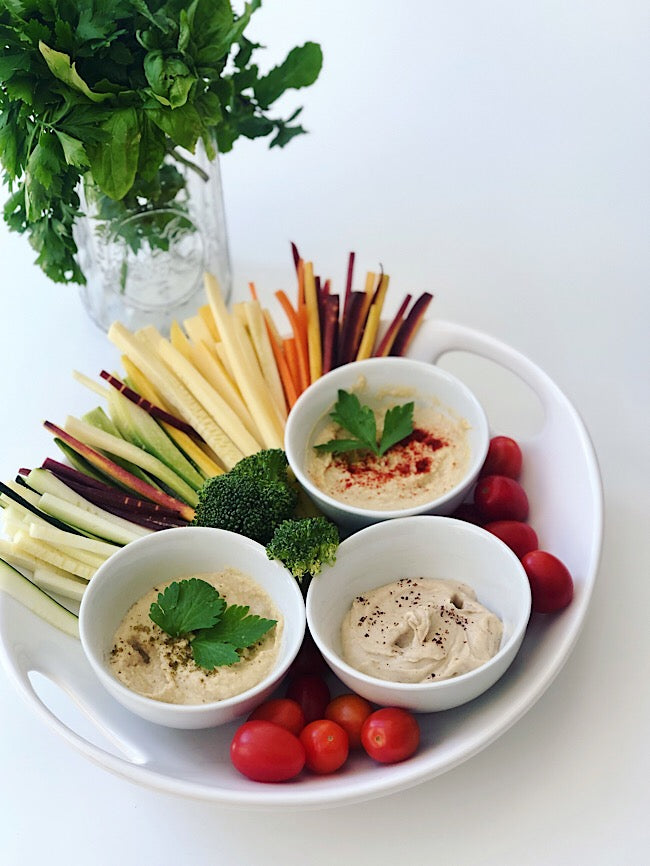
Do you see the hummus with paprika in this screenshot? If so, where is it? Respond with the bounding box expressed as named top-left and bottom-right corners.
top-left (341, 577), bottom-right (502, 683)
top-left (307, 389), bottom-right (471, 511)
top-left (109, 568), bottom-right (282, 705)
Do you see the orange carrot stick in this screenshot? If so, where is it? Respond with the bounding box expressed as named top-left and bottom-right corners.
top-left (275, 290), bottom-right (310, 392)
top-left (248, 281), bottom-right (258, 301)
top-left (263, 323), bottom-right (298, 408)
top-left (283, 338), bottom-right (302, 399)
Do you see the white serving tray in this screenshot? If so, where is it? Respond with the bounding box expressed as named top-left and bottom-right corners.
top-left (0, 319), bottom-right (603, 809)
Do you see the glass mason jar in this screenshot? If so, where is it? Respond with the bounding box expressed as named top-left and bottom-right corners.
top-left (74, 142), bottom-right (231, 334)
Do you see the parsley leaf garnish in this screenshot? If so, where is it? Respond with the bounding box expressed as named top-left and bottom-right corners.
top-left (148, 578), bottom-right (276, 671)
top-left (149, 578), bottom-right (225, 637)
top-left (314, 390), bottom-right (414, 457)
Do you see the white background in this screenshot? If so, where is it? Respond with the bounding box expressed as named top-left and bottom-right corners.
top-left (1, 2), bottom-right (648, 863)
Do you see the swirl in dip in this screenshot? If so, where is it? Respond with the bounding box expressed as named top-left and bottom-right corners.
top-left (340, 577), bottom-right (503, 683)
top-left (109, 568), bottom-right (282, 705)
top-left (307, 383), bottom-right (471, 511)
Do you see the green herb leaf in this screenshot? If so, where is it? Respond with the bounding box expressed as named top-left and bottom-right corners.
top-left (314, 390), bottom-right (415, 458)
top-left (149, 578), bottom-right (225, 637)
top-left (378, 402), bottom-right (415, 455)
top-left (191, 637), bottom-right (240, 669)
top-left (148, 577), bottom-right (276, 670)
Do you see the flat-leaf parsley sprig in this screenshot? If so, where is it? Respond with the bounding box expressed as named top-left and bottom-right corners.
top-left (149, 577), bottom-right (276, 671)
top-left (314, 390), bottom-right (414, 458)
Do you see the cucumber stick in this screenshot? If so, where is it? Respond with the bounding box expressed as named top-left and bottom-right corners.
top-left (0, 557), bottom-right (79, 638)
top-left (26, 468), bottom-right (149, 540)
top-left (107, 388), bottom-right (204, 490)
top-left (66, 415), bottom-right (199, 507)
top-left (82, 407), bottom-right (163, 491)
top-left (38, 493), bottom-right (146, 545)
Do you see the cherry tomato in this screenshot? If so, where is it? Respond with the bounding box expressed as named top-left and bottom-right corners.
top-left (521, 550), bottom-right (574, 613)
top-left (289, 631), bottom-right (329, 677)
top-left (286, 673), bottom-right (331, 723)
top-left (230, 720), bottom-right (305, 782)
top-left (450, 501), bottom-right (484, 525)
top-left (248, 698), bottom-right (306, 736)
top-left (480, 436), bottom-right (523, 479)
top-left (483, 520), bottom-right (538, 559)
top-left (325, 693), bottom-right (373, 749)
top-left (360, 707), bottom-right (420, 764)
top-left (474, 475), bottom-right (529, 522)
top-left (299, 719), bottom-right (349, 774)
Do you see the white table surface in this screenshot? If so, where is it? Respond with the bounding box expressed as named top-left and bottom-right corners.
top-left (1, 2), bottom-right (648, 863)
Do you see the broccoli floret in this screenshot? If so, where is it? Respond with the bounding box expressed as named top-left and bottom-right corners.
top-left (231, 449), bottom-right (290, 485)
top-left (192, 472), bottom-right (297, 545)
top-left (266, 517), bottom-right (340, 588)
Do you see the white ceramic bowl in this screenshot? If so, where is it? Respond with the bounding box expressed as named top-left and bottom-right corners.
top-left (306, 515), bottom-right (531, 712)
top-left (79, 526), bottom-right (305, 729)
top-left (285, 357), bottom-right (489, 531)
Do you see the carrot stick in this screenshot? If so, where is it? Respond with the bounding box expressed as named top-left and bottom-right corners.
top-left (290, 241), bottom-right (301, 273)
top-left (321, 294), bottom-right (340, 374)
top-left (343, 251), bottom-right (355, 319)
top-left (390, 292), bottom-right (434, 356)
top-left (263, 319), bottom-right (298, 408)
top-left (248, 281), bottom-right (258, 301)
top-left (275, 290), bottom-right (310, 393)
top-left (283, 339), bottom-right (302, 399)
top-left (373, 294), bottom-right (412, 357)
top-left (297, 258), bottom-right (305, 308)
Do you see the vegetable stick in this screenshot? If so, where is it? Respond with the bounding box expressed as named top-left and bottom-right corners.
top-left (185, 340), bottom-right (261, 442)
top-left (27, 519), bottom-right (120, 557)
top-left (72, 370), bottom-right (110, 400)
top-left (109, 322), bottom-right (243, 469)
top-left (321, 293), bottom-right (340, 374)
top-left (303, 260), bottom-right (322, 383)
top-left (355, 304), bottom-right (382, 360)
top-left (338, 291), bottom-right (367, 365)
top-left (169, 320), bottom-right (194, 362)
top-left (264, 311), bottom-right (299, 408)
top-left (214, 340), bottom-right (236, 383)
top-left (290, 241), bottom-right (301, 273)
top-left (14, 531), bottom-right (97, 581)
top-left (243, 300), bottom-right (288, 421)
top-left (275, 290), bottom-right (310, 393)
top-left (205, 275), bottom-right (284, 449)
top-left (184, 314), bottom-right (218, 357)
top-left (283, 338), bottom-right (302, 398)
top-left (156, 339), bottom-right (262, 457)
top-left (198, 303), bottom-right (220, 342)
top-left (64, 415), bottom-right (200, 506)
top-left (32, 565), bottom-right (87, 603)
top-left (99, 371), bottom-right (198, 436)
top-left (342, 251), bottom-right (355, 319)
top-left (120, 356), bottom-right (224, 478)
top-left (297, 257), bottom-right (305, 308)
top-left (389, 291), bottom-right (434, 356)
top-left (373, 294), bottom-right (412, 356)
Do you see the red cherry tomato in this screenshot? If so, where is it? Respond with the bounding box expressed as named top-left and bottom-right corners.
top-left (325, 693), bottom-right (373, 749)
top-left (480, 436), bottom-right (523, 479)
top-left (360, 708), bottom-right (420, 764)
top-left (286, 673), bottom-right (331, 723)
top-left (289, 631), bottom-right (329, 676)
top-left (521, 550), bottom-right (574, 613)
top-left (299, 719), bottom-right (349, 774)
top-left (248, 698), bottom-right (306, 736)
top-left (474, 475), bottom-right (529, 522)
top-left (483, 520), bottom-right (538, 559)
top-left (230, 720), bottom-right (305, 782)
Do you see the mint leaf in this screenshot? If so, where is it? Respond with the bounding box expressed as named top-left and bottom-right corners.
top-left (314, 390), bottom-right (415, 458)
top-left (378, 402), bottom-right (414, 455)
top-left (149, 578), bottom-right (225, 637)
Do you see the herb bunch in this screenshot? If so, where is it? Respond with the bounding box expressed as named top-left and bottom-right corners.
top-left (0, 0), bottom-right (322, 284)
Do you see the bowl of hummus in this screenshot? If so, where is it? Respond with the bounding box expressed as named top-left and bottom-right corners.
top-left (306, 515), bottom-right (531, 712)
top-left (285, 357), bottom-right (489, 531)
top-left (79, 526), bottom-right (306, 729)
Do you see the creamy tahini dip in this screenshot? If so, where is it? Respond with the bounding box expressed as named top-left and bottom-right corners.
top-left (341, 577), bottom-right (503, 683)
top-left (307, 388), bottom-right (471, 511)
top-left (109, 568), bottom-right (282, 705)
